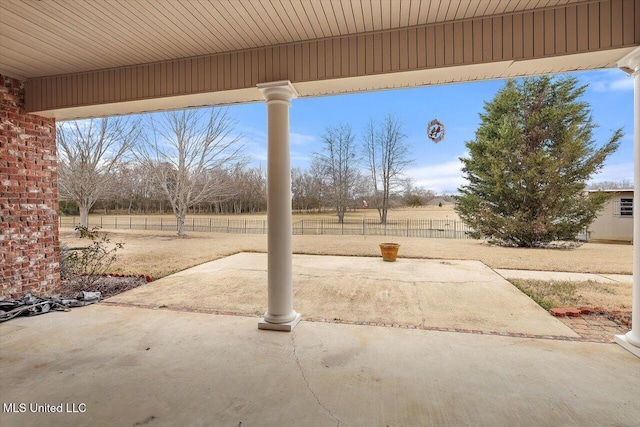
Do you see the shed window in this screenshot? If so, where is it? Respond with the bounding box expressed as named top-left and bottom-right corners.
top-left (620, 198), bottom-right (633, 217)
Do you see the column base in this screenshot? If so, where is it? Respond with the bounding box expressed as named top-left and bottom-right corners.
top-left (258, 313), bottom-right (302, 332)
top-left (614, 334), bottom-right (640, 358)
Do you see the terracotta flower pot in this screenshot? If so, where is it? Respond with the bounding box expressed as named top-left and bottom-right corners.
top-left (379, 243), bottom-right (400, 262)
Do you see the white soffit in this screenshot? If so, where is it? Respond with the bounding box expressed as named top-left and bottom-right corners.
top-left (0, 0), bottom-right (585, 80)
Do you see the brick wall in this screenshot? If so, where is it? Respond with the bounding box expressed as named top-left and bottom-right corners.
top-left (1, 75), bottom-right (60, 298)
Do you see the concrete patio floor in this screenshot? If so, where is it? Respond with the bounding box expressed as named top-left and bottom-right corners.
top-left (107, 253), bottom-right (579, 337)
top-left (1, 304), bottom-right (638, 427)
top-left (1, 254), bottom-right (638, 426)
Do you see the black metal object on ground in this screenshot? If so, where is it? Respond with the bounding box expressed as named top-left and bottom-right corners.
top-left (0, 292), bottom-right (100, 323)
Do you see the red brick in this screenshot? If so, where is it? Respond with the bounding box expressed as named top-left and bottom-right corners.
top-left (0, 74), bottom-right (59, 299)
top-left (550, 308), bottom-right (567, 317)
top-left (565, 308), bottom-right (581, 317)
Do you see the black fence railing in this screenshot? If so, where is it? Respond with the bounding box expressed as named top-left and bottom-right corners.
top-left (59, 216), bottom-right (474, 239)
top-left (292, 218), bottom-right (472, 238)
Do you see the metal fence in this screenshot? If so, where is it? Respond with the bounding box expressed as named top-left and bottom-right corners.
top-left (292, 218), bottom-right (472, 238)
top-left (59, 216), bottom-right (473, 239)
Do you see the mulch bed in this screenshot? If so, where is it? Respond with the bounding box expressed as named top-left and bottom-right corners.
top-left (60, 275), bottom-right (151, 299)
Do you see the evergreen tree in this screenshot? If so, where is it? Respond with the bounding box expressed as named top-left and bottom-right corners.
top-left (455, 76), bottom-right (622, 247)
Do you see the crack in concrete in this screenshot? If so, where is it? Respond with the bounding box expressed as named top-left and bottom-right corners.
top-left (291, 332), bottom-right (345, 427)
top-left (414, 284), bottom-right (426, 328)
top-left (595, 273), bottom-right (620, 283)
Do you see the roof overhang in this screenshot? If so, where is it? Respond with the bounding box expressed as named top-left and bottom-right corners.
top-left (32, 48), bottom-right (637, 121)
top-left (1, 0), bottom-right (638, 120)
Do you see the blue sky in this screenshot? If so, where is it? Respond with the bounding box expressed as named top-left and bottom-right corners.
top-left (228, 69), bottom-right (635, 194)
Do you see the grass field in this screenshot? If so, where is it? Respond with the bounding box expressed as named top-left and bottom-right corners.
top-left (59, 212), bottom-right (633, 313)
top-left (60, 229), bottom-right (632, 278)
top-left (510, 279), bottom-right (633, 312)
top-left (62, 206), bottom-right (462, 224)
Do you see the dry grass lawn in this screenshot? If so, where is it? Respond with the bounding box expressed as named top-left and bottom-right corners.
top-left (510, 279), bottom-right (633, 312)
top-left (59, 229), bottom-right (632, 278)
top-left (59, 205), bottom-right (632, 313)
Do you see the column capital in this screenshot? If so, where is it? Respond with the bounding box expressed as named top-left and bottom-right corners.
top-left (257, 81), bottom-right (299, 104)
top-left (618, 47), bottom-right (640, 77)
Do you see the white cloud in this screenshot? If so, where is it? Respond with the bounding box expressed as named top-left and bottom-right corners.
top-left (406, 160), bottom-right (634, 194)
top-left (238, 125), bottom-right (266, 141)
top-left (587, 69), bottom-right (634, 92)
top-left (237, 126), bottom-right (267, 165)
top-left (290, 132), bottom-right (316, 146)
top-left (588, 162), bottom-right (634, 184)
top-left (243, 140), bottom-right (267, 164)
top-left (405, 158), bottom-right (467, 194)
top-left (239, 127), bottom-right (315, 168)
top-left (239, 126), bottom-right (316, 145)
top-left (609, 78), bottom-right (634, 91)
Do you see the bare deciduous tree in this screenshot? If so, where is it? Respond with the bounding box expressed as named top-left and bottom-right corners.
top-left (588, 179), bottom-right (633, 190)
top-left (362, 114), bottom-right (413, 224)
top-left (292, 166), bottom-right (325, 213)
top-left (313, 124), bottom-right (360, 222)
top-left (309, 160), bottom-right (329, 212)
top-left (401, 178), bottom-right (436, 207)
top-left (111, 163), bottom-right (157, 214)
top-left (291, 167), bottom-right (309, 212)
top-left (57, 117), bottom-right (139, 227)
top-left (133, 108), bottom-right (245, 236)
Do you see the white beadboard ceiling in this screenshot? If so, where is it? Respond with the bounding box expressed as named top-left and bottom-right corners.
top-left (0, 0), bottom-right (586, 80)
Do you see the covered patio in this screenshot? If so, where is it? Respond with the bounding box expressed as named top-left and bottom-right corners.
top-left (1, 254), bottom-right (639, 426)
top-left (1, 5), bottom-right (639, 422)
top-left (2, 0), bottom-right (639, 347)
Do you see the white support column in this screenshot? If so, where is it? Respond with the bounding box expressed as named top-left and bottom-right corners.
top-left (615, 47), bottom-right (640, 358)
top-left (257, 81), bottom-right (301, 332)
